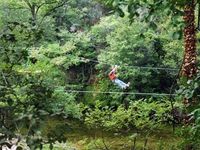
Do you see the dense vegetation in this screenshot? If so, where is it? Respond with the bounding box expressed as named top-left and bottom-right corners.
top-left (0, 0), bottom-right (200, 149)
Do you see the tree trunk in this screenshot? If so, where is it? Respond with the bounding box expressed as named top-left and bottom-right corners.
top-left (31, 4), bottom-right (37, 26)
top-left (181, 0), bottom-right (197, 78)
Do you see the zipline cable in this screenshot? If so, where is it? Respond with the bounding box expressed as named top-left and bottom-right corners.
top-left (56, 89), bottom-right (199, 97)
top-left (59, 89), bottom-right (178, 97)
top-left (79, 57), bottom-right (179, 71)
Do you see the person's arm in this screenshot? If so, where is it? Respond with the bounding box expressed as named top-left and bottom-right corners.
top-left (109, 69), bottom-right (114, 75)
top-left (109, 66), bottom-right (118, 75)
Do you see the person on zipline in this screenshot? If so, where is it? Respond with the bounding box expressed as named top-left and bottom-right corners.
top-left (108, 65), bottom-right (130, 89)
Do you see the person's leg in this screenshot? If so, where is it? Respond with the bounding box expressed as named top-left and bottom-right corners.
top-left (114, 78), bottom-right (129, 89)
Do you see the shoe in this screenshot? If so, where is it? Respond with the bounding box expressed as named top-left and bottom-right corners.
top-left (122, 82), bottom-right (130, 90)
top-left (126, 82), bottom-right (130, 87)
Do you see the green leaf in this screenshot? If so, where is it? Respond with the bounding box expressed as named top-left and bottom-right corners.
top-left (116, 7), bottom-right (125, 17)
top-left (192, 109), bottom-right (200, 119)
top-left (194, 82), bottom-right (199, 89)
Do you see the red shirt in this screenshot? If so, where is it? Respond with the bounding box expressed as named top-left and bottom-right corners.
top-left (108, 70), bottom-right (116, 80)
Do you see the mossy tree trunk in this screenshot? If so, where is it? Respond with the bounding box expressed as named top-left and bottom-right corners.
top-left (181, 0), bottom-right (197, 78)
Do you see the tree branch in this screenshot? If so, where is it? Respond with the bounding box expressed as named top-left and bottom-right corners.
top-left (23, 0), bottom-right (32, 9)
top-left (36, 1), bottom-right (61, 18)
top-left (38, 1), bottom-right (67, 26)
top-left (6, 6), bottom-right (28, 10)
top-left (1, 72), bottom-right (8, 85)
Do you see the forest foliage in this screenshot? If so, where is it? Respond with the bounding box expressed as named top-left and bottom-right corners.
top-left (0, 0), bottom-right (200, 149)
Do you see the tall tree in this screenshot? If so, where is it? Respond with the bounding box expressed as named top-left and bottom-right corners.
top-left (100, 0), bottom-right (198, 78)
top-left (182, 0), bottom-right (197, 78)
